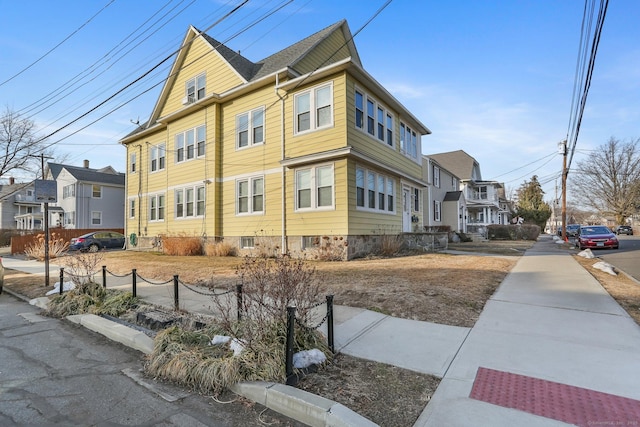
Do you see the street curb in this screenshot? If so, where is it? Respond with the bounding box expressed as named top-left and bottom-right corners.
top-left (2, 288), bottom-right (379, 426)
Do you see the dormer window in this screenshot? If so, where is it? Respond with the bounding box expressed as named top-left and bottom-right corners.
top-left (184, 73), bottom-right (206, 104)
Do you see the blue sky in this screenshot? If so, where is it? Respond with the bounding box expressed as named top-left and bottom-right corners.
top-left (1, 0), bottom-right (638, 201)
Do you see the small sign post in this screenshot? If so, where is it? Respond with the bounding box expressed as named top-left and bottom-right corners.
top-left (34, 180), bottom-right (57, 288)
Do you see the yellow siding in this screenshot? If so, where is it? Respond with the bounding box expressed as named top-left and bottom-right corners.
top-left (344, 158), bottom-right (403, 235)
top-left (284, 159), bottom-right (349, 236)
top-left (159, 36), bottom-right (244, 118)
top-left (345, 76), bottom-right (422, 179)
top-left (284, 73), bottom-right (348, 159)
top-left (295, 30), bottom-right (351, 74)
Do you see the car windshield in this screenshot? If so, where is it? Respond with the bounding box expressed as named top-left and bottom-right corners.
top-left (580, 226), bottom-right (611, 235)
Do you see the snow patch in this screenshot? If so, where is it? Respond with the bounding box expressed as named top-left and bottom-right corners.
top-left (577, 249), bottom-right (595, 259)
top-left (46, 281), bottom-right (75, 295)
top-left (293, 348), bottom-right (326, 369)
top-left (211, 335), bottom-right (245, 356)
top-left (593, 261), bottom-right (616, 276)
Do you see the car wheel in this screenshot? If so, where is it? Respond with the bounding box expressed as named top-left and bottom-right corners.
top-left (88, 244), bottom-right (100, 253)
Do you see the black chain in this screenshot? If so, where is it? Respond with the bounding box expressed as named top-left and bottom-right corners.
top-left (178, 279), bottom-right (234, 297)
top-left (136, 275), bottom-right (174, 286)
top-left (105, 269), bottom-right (133, 278)
top-left (294, 312), bottom-right (328, 331)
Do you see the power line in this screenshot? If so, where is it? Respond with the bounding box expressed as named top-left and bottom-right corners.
top-left (0, 0), bottom-right (116, 88)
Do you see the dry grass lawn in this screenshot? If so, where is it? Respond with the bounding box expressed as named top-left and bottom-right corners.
top-left (5, 239), bottom-right (640, 427)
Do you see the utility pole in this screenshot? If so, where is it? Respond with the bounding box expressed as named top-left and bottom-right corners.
top-left (30, 154), bottom-right (54, 287)
top-left (560, 140), bottom-right (568, 241)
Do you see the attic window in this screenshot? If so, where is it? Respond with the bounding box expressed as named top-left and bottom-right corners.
top-left (185, 73), bottom-right (206, 103)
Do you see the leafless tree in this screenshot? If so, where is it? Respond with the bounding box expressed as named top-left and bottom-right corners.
top-left (0, 107), bottom-right (50, 179)
top-left (570, 137), bottom-right (640, 224)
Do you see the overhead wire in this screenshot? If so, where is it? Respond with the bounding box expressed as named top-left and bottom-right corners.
top-left (0, 0), bottom-right (116, 88)
top-left (17, 0), bottom-right (188, 118)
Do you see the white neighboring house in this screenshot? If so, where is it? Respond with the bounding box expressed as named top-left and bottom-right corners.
top-left (0, 179), bottom-right (47, 230)
top-left (426, 150), bottom-right (511, 235)
top-left (46, 161), bottom-right (125, 229)
top-left (423, 156), bottom-right (467, 233)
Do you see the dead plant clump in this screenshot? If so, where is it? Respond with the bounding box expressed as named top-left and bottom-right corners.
top-left (204, 240), bottom-right (237, 257)
top-left (162, 235), bottom-right (203, 256)
top-left (24, 232), bottom-right (69, 260)
top-left (44, 282), bottom-right (139, 318)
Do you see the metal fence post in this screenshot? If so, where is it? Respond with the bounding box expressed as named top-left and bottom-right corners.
top-left (173, 275), bottom-right (179, 311)
top-left (102, 266), bottom-right (107, 289)
top-left (285, 306), bottom-right (296, 385)
top-left (326, 295), bottom-right (334, 354)
top-left (236, 283), bottom-right (243, 321)
top-left (58, 268), bottom-right (64, 295)
top-left (132, 269), bottom-right (137, 297)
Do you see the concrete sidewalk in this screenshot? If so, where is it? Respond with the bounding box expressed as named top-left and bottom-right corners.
top-left (416, 235), bottom-right (640, 426)
top-left (3, 236), bottom-right (640, 426)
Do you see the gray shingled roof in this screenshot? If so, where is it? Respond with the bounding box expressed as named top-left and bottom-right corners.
top-left (443, 191), bottom-right (462, 202)
top-left (47, 163), bottom-right (124, 186)
top-left (200, 20), bottom-right (347, 82)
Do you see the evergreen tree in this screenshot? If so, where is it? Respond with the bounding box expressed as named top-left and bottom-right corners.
top-left (515, 175), bottom-right (552, 229)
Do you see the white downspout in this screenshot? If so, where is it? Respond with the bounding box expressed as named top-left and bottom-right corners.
top-left (276, 74), bottom-right (287, 255)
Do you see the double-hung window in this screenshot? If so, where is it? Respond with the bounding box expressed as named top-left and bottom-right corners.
top-left (91, 211), bottom-right (102, 225)
top-left (149, 194), bottom-right (165, 221)
top-left (355, 166), bottom-right (394, 213)
top-left (150, 143), bottom-right (166, 172)
top-left (237, 107), bottom-right (264, 148)
top-left (433, 165), bottom-right (440, 188)
top-left (175, 125), bottom-right (205, 163)
top-left (400, 123), bottom-right (418, 159)
top-left (63, 184), bottom-right (75, 199)
top-left (434, 200), bottom-right (442, 221)
top-left (237, 176), bottom-right (264, 214)
top-left (92, 185), bottom-right (102, 198)
top-left (295, 164), bottom-right (334, 210)
top-left (175, 185), bottom-right (205, 218)
top-left (185, 73), bottom-right (206, 102)
top-left (129, 199), bottom-right (135, 219)
top-left (294, 83), bottom-right (333, 134)
top-left (354, 88), bottom-right (394, 147)
top-left (130, 153), bottom-right (136, 173)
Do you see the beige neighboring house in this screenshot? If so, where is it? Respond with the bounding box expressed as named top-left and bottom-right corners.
top-left (423, 156), bottom-right (466, 233)
top-left (426, 150), bottom-right (511, 235)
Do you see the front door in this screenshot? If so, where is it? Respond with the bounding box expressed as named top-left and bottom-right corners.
top-left (402, 187), bottom-right (411, 232)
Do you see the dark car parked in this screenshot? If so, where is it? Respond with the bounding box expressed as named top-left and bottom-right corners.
top-left (576, 225), bottom-right (619, 250)
top-left (615, 225), bottom-right (633, 235)
top-left (558, 224), bottom-right (580, 237)
top-left (69, 231), bottom-right (126, 252)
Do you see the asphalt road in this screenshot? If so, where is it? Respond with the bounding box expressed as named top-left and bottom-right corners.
top-left (0, 292), bottom-right (303, 427)
top-left (598, 234), bottom-right (640, 282)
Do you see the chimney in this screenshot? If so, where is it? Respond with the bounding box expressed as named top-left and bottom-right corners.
top-left (9, 177), bottom-right (15, 185)
top-left (83, 159), bottom-right (90, 169)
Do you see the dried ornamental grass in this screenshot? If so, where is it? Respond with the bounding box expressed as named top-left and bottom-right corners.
top-left (145, 320), bottom-right (329, 396)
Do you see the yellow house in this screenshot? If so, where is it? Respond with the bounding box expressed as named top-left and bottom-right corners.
top-left (119, 20), bottom-right (430, 259)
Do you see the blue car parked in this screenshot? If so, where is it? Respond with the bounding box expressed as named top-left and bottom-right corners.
top-left (69, 231), bottom-right (126, 252)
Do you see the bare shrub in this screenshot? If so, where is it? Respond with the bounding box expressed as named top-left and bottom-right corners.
top-left (146, 254), bottom-right (329, 395)
top-left (59, 251), bottom-right (105, 286)
top-left (211, 255), bottom-right (327, 349)
top-left (162, 234), bottom-right (203, 256)
top-left (376, 233), bottom-right (403, 256)
top-left (309, 235), bottom-right (348, 261)
top-left (253, 230), bottom-right (280, 258)
top-left (204, 240), bottom-right (236, 257)
top-left (24, 232), bottom-right (69, 260)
